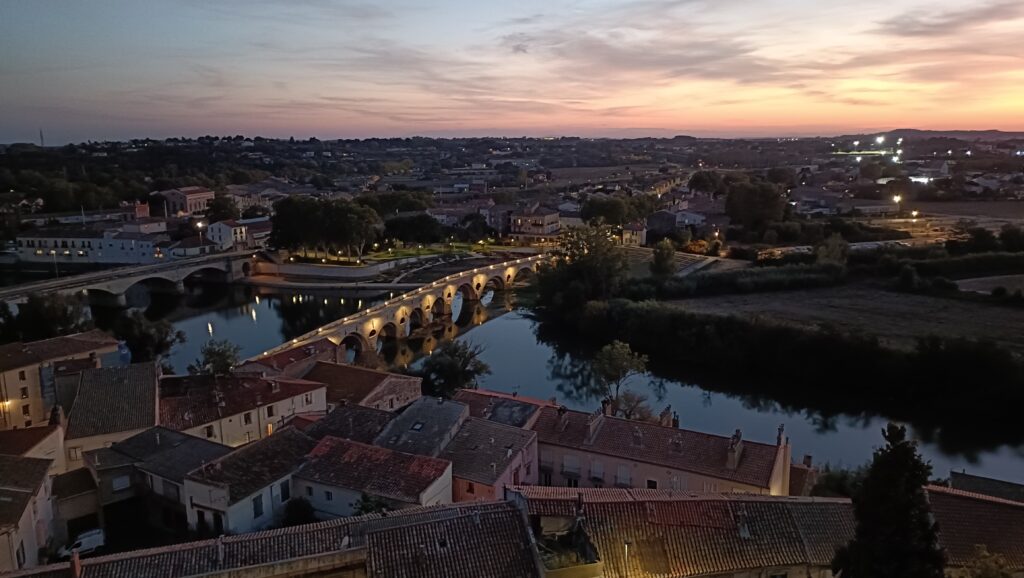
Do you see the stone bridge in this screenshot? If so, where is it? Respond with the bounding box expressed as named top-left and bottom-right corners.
top-left (0, 251), bottom-right (258, 306)
top-left (254, 254), bottom-right (548, 361)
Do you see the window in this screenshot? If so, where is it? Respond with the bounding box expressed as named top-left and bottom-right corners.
top-left (243, 412), bottom-right (252, 425)
top-left (112, 475), bottom-right (131, 491)
top-left (590, 461), bottom-right (604, 481)
top-left (18, 370), bottom-right (26, 381)
top-left (266, 405), bottom-right (275, 418)
top-left (540, 471), bottom-right (552, 485)
top-left (16, 541), bottom-right (25, 569)
top-left (19, 387), bottom-right (28, 399)
top-left (303, 393), bottom-right (312, 406)
top-left (252, 494), bottom-right (264, 518)
top-left (204, 425), bottom-right (215, 438)
top-left (306, 486), bottom-right (313, 497)
top-left (325, 490), bottom-right (334, 502)
top-left (162, 479), bottom-right (181, 501)
top-left (616, 465), bottom-right (631, 486)
top-left (21, 404), bottom-right (30, 417)
top-left (466, 482), bottom-right (475, 495)
top-left (647, 479), bottom-right (658, 489)
top-left (389, 398), bottom-right (395, 409)
top-left (411, 421), bottom-right (424, 431)
top-left (566, 478), bottom-right (579, 488)
top-left (23, 420), bottom-right (31, 428)
top-left (67, 447), bottom-right (82, 461)
top-left (279, 481), bottom-right (290, 502)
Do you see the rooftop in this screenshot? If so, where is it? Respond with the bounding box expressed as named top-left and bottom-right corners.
top-left (303, 402), bottom-right (395, 444)
top-left (301, 361), bottom-right (421, 406)
top-left (375, 397), bottom-right (469, 457)
top-left (452, 389), bottom-right (552, 428)
top-left (238, 338), bottom-right (338, 374)
top-left (51, 468), bottom-right (97, 501)
top-left (439, 418), bottom-right (536, 485)
top-left (0, 425), bottom-right (59, 457)
top-left (186, 428), bottom-right (316, 505)
top-left (531, 406), bottom-right (782, 489)
top-left (4, 501), bottom-right (541, 578)
top-left (0, 329), bottom-right (118, 372)
top-left (159, 374), bottom-right (324, 431)
top-left (296, 437), bottom-right (451, 504)
top-left (949, 471), bottom-right (1024, 504)
top-left (94, 427), bottom-right (232, 483)
top-left (0, 454), bottom-right (51, 529)
top-left (64, 362), bottom-right (159, 440)
top-left (926, 484), bottom-right (1024, 568)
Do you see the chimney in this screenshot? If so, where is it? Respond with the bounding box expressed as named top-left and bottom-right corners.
top-left (71, 550), bottom-right (82, 578)
top-left (735, 509), bottom-right (751, 539)
top-left (671, 434), bottom-right (682, 453)
top-left (658, 405), bottom-right (672, 427)
top-left (802, 454), bottom-right (813, 468)
top-left (269, 380), bottom-right (280, 394)
top-left (671, 411), bottom-right (679, 429)
top-left (776, 423), bottom-right (786, 446)
top-left (631, 426), bottom-right (644, 448)
top-left (557, 406), bottom-right (570, 432)
top-left (490, 462), bottom-right (496, 476)
top-left (726, 429), bottom-right (743, 470)
top-left (511, 390), bottom-right (518, 398)
top-left (437, 397), bottom-right (445, 405)
top-left (584, 409), bottom-right (604, 445)
top-left (600, 397), bottom-right (613, 416)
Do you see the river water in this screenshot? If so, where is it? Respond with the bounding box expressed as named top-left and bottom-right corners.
top-left (101, 283), bottom-right (1023, 482)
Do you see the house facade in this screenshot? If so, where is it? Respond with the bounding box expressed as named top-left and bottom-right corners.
top-left (0, 456), bottom-right (53, 573)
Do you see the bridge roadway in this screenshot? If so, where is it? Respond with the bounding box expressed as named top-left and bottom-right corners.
top-left (0, 251), bottom-right (256, 304)
top-left (251, 254), bottom-right (547, 360)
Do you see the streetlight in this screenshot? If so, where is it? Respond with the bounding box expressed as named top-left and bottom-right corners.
top-left (196, 221), bottom-right (206, 251)
top-left (876, 136), bottom-right (886, 145)
top-left (893, 195), bottom-right (902, 215)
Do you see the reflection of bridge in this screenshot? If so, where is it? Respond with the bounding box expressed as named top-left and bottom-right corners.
top-left (254, 255), bottom-right (547, 361)
top-left (0, 251), bottom-right (257, 306)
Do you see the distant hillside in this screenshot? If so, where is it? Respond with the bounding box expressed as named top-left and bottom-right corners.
top-left (887, 129), bottom-right (1024, 142)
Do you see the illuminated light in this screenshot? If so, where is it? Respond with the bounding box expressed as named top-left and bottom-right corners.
top-left (853, 140), bottom-right (860, 147)
top-left (876, 136), bottom-right (885, 145)
top-left (966, 150), bottom-right (973, 156)
top-left (892, 156), bottom-right (901, 163)
top-left (893, 195), bottom-right (902, 204)
top-left (897, 149), bottom-right (903, 155)
top-left (207, 322), bottom-right (213, 336)
top-left (855, 156), bottom-right (862, 163)
top-left (255, 295), bottom-right (260, 305)
top-left (251, 309), bottom-right (257, 322)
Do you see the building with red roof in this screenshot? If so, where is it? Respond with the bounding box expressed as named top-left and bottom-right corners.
top-left (301, 361), bottom-right (420, 411)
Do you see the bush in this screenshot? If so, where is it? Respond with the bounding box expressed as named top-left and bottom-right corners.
top-left (621, 263), bottom-right (846, 300)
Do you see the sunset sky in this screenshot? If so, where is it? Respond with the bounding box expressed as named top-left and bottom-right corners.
top-left (3, 0), bottom-right (1024, 143)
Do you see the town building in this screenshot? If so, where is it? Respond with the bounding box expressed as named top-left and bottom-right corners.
top-left (83, 427), bottom-right (231, 539)
top-left (157, 186), bottom-right (215, 217)
top-left (293, 436), bottom-right (452, 518)
top-left (15, 229), bottom-right (167, 266)
top-left (57, 363), bottom-right (161, 471)
top-left (948, 470), bottom-right (1024, 504)
top-left (620, 222), bottom-right (647, 246)
top-left (183, 428), bottom-right (317, 535)
top-left (0, 330), bottom-right (121, 433)
top-left (166, 235), bottom-right (217, 258)
top-left (206, 220), bottom-right (247, 251)
top-left (50, 468), bottom-right (97, 548)
top-left (439, 417), bottom-right (537, 502)
top-left (0, 425), bottom-right (65, 475)
top-left (158, 374), bottom-right (327, 447)
top-left (509, 206), bottom-right (560, 244)
top-left (374, 396), bottom-right (468, 457)
top-left (452, 388), bottom-right (554, 429)
top-left (235, 338), bottom-right (341, 379)
top-left (5, 501), bottom-right (543, 578)
top-left (301, 402), bottom-right (395, 444)
top-left (0, 455), bottom-right (53, 573)
top-left (530, 406), bottom-right (792, 495)
top-left (300, 361), bottom-right (421, 411)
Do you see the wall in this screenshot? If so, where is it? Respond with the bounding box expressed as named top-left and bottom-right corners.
top-left (538, 443), bottom-right (777, 495)
top-left (360, 377), bottom-right (421, 412)
top-left (453, 439), bottom-right (537, 503)
top-left (21, 428), bottom-right (66, 475)
top-left (295, 480), bottom-right (363, 519)
top-left (417, 464), bottom-right (453, 508)
top-left (65, 428), bottom-right (150, 471)
top-left (186, 475), bottom-right (292, 535)
top-left (182, 388), bottom-right (327, 447)
top-left (253, 256), bottom-right (421, 281)
top-left (0, 479), bottom-right (52, 572)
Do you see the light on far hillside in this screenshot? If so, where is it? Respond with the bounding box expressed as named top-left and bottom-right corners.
top-left (876, 136), bottom-right (885, 145)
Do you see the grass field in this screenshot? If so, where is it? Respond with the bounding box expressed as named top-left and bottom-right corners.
top-left (670, 285), bottom-right (1024, 353)
top-left (910, 200), bottom-right (1024, 220)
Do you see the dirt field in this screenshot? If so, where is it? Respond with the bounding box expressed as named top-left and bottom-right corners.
top-left (671, 285), bottom-right (1024, 353)
top-left (957, 275), bottom-right (1024, 294)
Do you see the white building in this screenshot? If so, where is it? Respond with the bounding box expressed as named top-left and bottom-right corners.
top-left (0, 455), bottom-right (54, 572)
top-left (206, 220), bottom-right (247, 251)
top-left (15, 230), bottom-right (167, 266)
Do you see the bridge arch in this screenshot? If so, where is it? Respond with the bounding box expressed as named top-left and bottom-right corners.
top-left (340, 332), bottom-right (369, 364)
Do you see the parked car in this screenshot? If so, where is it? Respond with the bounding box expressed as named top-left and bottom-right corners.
top-left (57, 529), bottom-right (106, 559)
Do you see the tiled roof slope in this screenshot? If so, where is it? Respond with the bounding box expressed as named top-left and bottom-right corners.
top-left (186, 428), bottom-right (316, 505)
top-left (4, 502), bottom-right (541, 578)
top-left (238, 338), bottom-right (337, 374)
top-left (0, 426), bottom-right (59, 456)
top-left (302, 361), bottom-right (421, 405)
top-left (365, 503), bottom-right (542, 578)
top-left (65, 363), bottom-right (159, 440)
top-left (303, 403), bottom-right (395, 444)
top-left (949, 471), bottom-right (1024, 504)
top-left (439, 417), bottom-right (536, 485)
top-left (159, 375), bottom-right (323, 431)
top-left (532, 406), bottom-right (780, 488)
top-left (927, 484), bottom-right (1024, 568)
top-left (0, 454), bottom-right (51, 529)
top-left (296, 437), bottom-right (450, 504)
top-left (102, 427), bottom-right (232, 483)
top-left (508, 486), bottom-right (855, 578)
top-left (453, 389), bottom-right (551, 428)
top-left (0, 329), bottom-right (118, 372)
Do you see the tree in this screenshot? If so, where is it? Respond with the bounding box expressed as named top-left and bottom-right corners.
top-left (582, 197), bottom-right (629, 225)
top-left (963, 545), bottom-right (1014, 578)
top-left (537, 225), bottom-right (628, 315)
top-left (352, 493), bottom-right (390, 516)
top-left (205, 194), bottom-right (239, 223)
top-left (15, 294), bottom-right (90, 341)
top-left (592, 340), bottom-right (648, 401)
top-left (282, 497), bottom-right (316, 527)
top-left (766, 167), bottom-right (797, 188)
top-left (816, 233), bottom-right (849, 265)
top-left (112, 311), bottom-right (185, 362)
top-left (649, 239), bottom-right (677, 278)
top-left (617, 390), bottom-right (655, 422)
top-left (188, 339), bottom-right (241, 375)
top-left (688, 171), bottom-right (723, 194)
top-left (832, 424), bottom-right (945, 578)
top-left (384, 214), bottom-right (443, 244)
top-left (724, 181), bottom-right (784, 228)
top-left (417, 341), bottom-right (491, 397)
top-left (998, 224), bottom-right (1024, 252)
top-left (860, 162), bottom-right (884, 181)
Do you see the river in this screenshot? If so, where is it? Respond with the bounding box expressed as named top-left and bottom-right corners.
top-left (98, 282), bottom-right (1023, 482)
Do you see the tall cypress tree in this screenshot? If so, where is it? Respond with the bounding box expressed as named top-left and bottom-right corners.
top-left (833, 423), bottom-right (945, 577)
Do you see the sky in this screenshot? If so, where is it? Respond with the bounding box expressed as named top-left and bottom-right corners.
top-left (2, 0), bottom-right (1024, 143)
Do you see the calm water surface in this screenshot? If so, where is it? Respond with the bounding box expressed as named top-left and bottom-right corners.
top-left (106, 284), bottom-right (1024, 481)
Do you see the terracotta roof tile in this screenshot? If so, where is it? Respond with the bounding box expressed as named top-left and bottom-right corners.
top-left (949, 471), bottom-right (1024, 504)
top-left (532, 407), bottom-right (781, 488)
top-left (0, 425), bottom-right (59, 456)
top-left (302, 361), bottom-right (421, 406)
top-left (304, 403), bottom-right (395, 444)
top-left (0, 329), bottom-right (118, 372)
top-left (439, 418), bottom-right (536, 485)
top-left (0, 454), bottom-right (51, 529)
top-left (64, 363), bottom-right (159, 440)
top-left (296, 437), bottom-right (450, 504)
top-left (159, 375), bottom-right (323, 431)
top-left (927, 484), bottom-right (1024, 568)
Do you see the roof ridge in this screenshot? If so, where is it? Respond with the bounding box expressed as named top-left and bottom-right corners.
top-left (927, 484), bottom-right (1024, 507)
